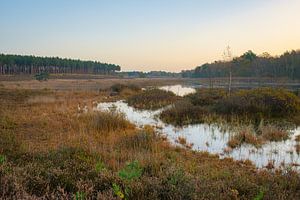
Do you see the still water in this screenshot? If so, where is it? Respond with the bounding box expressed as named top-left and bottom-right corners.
top-left (97, 85), bottom-right (300, 169)
top-left (159, 85), bottom-right (196, 96)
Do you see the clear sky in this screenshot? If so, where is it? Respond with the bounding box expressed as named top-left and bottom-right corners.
top-left (0, 0), bottom-right (300, 72)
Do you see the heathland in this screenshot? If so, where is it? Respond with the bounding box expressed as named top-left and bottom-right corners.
top-left (1, 78), bottom-right (300, 199)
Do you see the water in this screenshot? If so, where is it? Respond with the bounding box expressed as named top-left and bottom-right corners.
top-left (159, 85), bottom-right (196, 96)
top-left (97, 85), bottom-right (300, 169)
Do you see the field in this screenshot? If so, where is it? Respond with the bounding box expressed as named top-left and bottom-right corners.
top-left (1, 77), bottom-right (300, 199)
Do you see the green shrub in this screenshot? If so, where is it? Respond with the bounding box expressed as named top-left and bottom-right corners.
top-left (118, 160), bottom-right (143, 181)
top-left (0, 155), bottom-right (6, 165)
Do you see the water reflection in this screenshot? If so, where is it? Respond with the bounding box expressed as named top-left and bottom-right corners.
top-left (159, 85), bottom-right (196, 96)
top-left (98, 100), bottom-right (300, 169)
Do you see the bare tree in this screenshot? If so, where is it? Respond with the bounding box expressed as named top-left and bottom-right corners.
top-left (223, 46), bottom-right (233, 96)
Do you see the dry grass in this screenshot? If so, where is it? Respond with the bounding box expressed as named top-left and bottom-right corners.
top-left (127, 88), bottom-right (180, 110)
top-left (227, 129), bottom-right (263, 149)
top-left (160, 100), bottom-right (208, 126)
top-left (260, 126), bottom-right (290, 142)
top-left (295, 135), bottom-right (300, 142)
top-left (1, 88), bottom-right (300, 199)
top-left (0, 77), bottom-right (185, 91)
top-left (80, 111), bottom-right (134, 133)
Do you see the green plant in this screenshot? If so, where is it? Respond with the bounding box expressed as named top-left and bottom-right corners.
top-left (95, 161), bottom-right (106, 173)
top-left (168, 169), bottom-right (185, 186)
top-left (0, 155), bottom-right (6, 164)
top-left (112, 183), bottom-right (125, 199)
top-left (75, 191), bottom-right (85, 200)
top-left (118, 160), bottom-right (143, 181)
top-left (253, 189), bottom-right (264, 200)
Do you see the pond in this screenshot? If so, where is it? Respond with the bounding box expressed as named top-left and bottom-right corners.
top-left (159, 84), bottom-right (196, 96)
top-left (97, 85), bottom-right (300, 169)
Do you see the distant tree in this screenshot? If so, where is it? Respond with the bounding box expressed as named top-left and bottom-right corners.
top-left (223, 46), bottom-right (233, 96)
top-left (35, 72), bottom-right (49, 81)
top-left (186, 49), bottom-right (300, 80)
top-left (241, 50), bottom-right (257, 62)
top-left (0, 54), bottom-right (121, 75)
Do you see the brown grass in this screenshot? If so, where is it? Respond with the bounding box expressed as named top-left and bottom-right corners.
top-left (0, 77), bottom-right (185, 91)
top-left (295, 135), bottom-right (300, 142)
top-left (1, 88), bottom-right (300, 199)
top-left (260, 126), bottom-right (290, 142)
top-left (296, 144), bottom-right (300, 155)
top-left (227, 129), bottom-right (263, 149)
top-left (127, 88), bottom-right (180, 110)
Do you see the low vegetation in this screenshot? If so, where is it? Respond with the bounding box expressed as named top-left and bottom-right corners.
top-left (160, 88), bottom-right (300, 127)
top-left (216, 88), bottom-right (300, 118)
top-left (227, 129), bottom-right (263, 149)
top-left (227, 123), bottom-right (293, 149)
top-left (127, 88), bottom-right (179, 110)
top-left (160, 100), bottom-right (208, 126)
top-left (260, 126), bottom-right (290, 142)
top-left (109, 83), bottom-right (141, 96)
top-left (80, 111), bottom-right (134, 133)
top-left (186, 88), bottom-right (226, 107)
top-left (1, 88), bottom-right (300, 199)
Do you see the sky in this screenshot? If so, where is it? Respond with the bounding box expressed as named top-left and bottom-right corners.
top-left (0, 0), bottom-right (300, 72)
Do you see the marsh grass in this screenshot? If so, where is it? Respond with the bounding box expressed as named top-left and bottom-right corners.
top-left (260, 126), bottom-right (290, 142)
top-left (175, 136), bottom-right (194, 149)
top-left (186, 88), bottom-right (226, 106)
top-left (227, 129), bottom-right (263, 149)
top-left (109, 83), bottom-right (141, 97)
top-left (160, 100), bottom-right (208, 126)
top-left (296, 144), bottom-right (300, 155)
top-left (296, 135), bottom-right (300, 142)
top-left (227, 123), bottom-right (292, 149)
top-left (127, 88), bottom-right (179, 110)
top-left (80, 111), bottom-right (134, 133)
top-left (1, 88), bottom-right (300, 199)
top-left (216, 88), bottom-right (300, 119)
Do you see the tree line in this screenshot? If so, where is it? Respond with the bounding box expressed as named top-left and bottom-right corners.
top-left (0, 54), bottom-right (121, 75)
top-left (182, 50), bottom-right (300, 79)
top-left (118, 71), bottom-right (181, 78)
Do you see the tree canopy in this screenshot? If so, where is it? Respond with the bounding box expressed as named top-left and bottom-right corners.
top-left (0, 54), bottom-right (121, 75)
top-left (182, 50), bottom-right (300, 79)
